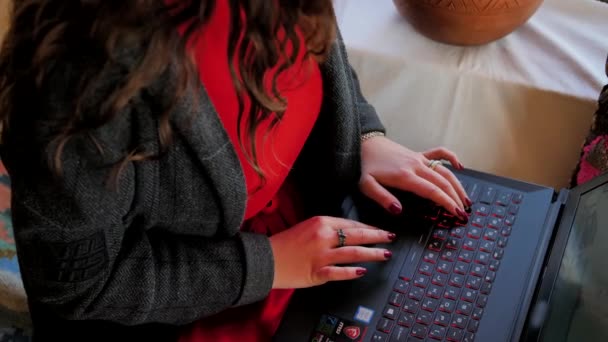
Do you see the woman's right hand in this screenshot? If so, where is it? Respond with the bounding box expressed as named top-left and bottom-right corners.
top-left (269, 216), bottom-right (396, 289)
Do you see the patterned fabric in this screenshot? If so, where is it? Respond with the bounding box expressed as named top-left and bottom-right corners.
top-left (0, 162), bottom-right (31, 340)
top-left (571, 56), bottom-right (608, 187)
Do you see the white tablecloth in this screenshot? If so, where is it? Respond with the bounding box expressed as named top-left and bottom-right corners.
top-left (335, 0), bottom-right (608, 188)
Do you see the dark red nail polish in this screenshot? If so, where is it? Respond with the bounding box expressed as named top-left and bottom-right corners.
top-left (388, 233), bottom-right (397, 241)
top-left (459, 163), bottom-right (465, 170)
top-left (388, 203), bottom-right (402, 215)
top-left (456, 207), bottom-right (466, 218)
top-left (356, 268), bottom-right (367, 276)
top-left (465, 198), bottom-right (473, 207)
top-left (384, 251), bottom-right (393, 259)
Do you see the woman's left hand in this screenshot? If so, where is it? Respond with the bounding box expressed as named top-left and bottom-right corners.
top-left (359, 136), bottom-right (472, 221)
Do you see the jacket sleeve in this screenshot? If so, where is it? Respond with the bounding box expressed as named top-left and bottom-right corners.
top-left (335, 27), bottom-right (386, 135)
top-left (5, 62), bottom-right (274, 326)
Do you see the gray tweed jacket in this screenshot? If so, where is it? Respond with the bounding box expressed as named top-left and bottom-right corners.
top-left (0, 32), bottom-right (384, 340)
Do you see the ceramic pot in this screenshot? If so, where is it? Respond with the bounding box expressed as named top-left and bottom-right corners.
top-left (393, 0), bottom-right (544, 45)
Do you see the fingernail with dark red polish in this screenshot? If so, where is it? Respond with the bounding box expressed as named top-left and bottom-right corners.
top-left (384, 251), bottom-right (393, 260)
top-left (356, 268), bottom-right (367, 276)
top-left (388, 203), bottom-right (402, 215)
top-left (456, 208), bottom-right (467, 220)
top-left (388, 233), bottom-right (397, 241)
top-left (459, 163), bottom-right (465, 170)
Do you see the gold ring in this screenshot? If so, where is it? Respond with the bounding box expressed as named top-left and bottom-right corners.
top-left (428, 160), bottom-right (441, 171)
top-left (337, 229), bottom-right (346, 248)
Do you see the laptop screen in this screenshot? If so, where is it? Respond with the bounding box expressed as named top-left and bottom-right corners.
top-left (540, 183), bottom-right (608, 341)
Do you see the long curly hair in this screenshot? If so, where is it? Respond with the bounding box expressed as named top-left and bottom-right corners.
top-left (0, 0), bottom-right (336, 180)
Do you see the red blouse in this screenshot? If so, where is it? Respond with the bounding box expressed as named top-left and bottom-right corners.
top-left (179, 1), bottom-right (323, 341)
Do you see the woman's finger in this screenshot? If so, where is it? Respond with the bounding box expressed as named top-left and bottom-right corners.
top-left (311, 216), bottom-right (380, 232)
top-left (315, 266), bottom-right (368, 283)
top-left (434, 164), bottom-right (472, 207)
top-left (327, 246), bottom-right (392, 265)
top-left (332, 227), bottom-right (396, 247)
top-left (423, 147), bottom-right (463, 170)
top-left (417, 165), bottom-right (465, 213)
top-left (359, 174), bottom-right (403, 215)
top-left (396, 174), bottom-right (462, 218)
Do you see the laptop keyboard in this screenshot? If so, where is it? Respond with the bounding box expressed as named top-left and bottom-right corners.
top-left (371, 182), bottom-right (523, 342)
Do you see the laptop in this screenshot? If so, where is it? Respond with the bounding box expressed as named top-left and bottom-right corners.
top-left (274, 167), bottom-right (608, 342)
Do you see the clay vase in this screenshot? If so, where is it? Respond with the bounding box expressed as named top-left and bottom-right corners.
top-left (393, 0), bottom-right (544, 46)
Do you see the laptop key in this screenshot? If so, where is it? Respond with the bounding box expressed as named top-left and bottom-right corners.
top-left (439, 299), bottom-right (456, 313)
top-left (416, 311), bottom-right (433, 326)
top-left (390, 292), bottom-right (406, 307)
top-left (480, 282), bottom-right (493, 295)
top-left (501, 226), bottom-right (512, 237)
top-left (434, 312), bottom-right (451, 327)
top-left (467, 319), bottom-right (480, 333)
top-left (492, 206), bottom-right (506, 218)
top-left (378, 318), bottom-right (394, 333)
top-left (423, 250), bottom-right (439, 264)
top-left (390, 325), bottom-right (410, 342)
top-left (441, 250), bottom-right (457, 262)
top-left (472, 307), bottom-right (484, 321)
top-left (454, 261), bottom-right (470, 275)
top-left (444, 286), bottom-right (461, 300)
top-left (450, 227), bottom-right (466, 238)
top-left (406, 337), bottom-right (422, 342)
top-left (489, 259), bottom-right (500, 272)
top-left (398, 312), bottom-right (416, 327)
top-left (403, 299), bottom-right (420, 313)
top-left (465, 276), bottom-right (481, 290)
top-left (421, 298), bottom-right (439, 312)
top-left (493, 248), bottom-right (505, 260)
top-left (458, 250), bottom-right (473, 263)
top-left (372, 331), bottom-right (389, 341)
top-left (457, 301), bottom-right (473, 316)
top-left (474, 252), bottom-right (490, 265)
top-left (462, 238), bottom-right (478, 251)
top-left (467, 226), bottom-right (482, 239)
top-left (471, 215), bottom-right (486, 228)
top-left (427, 239), bottom-right (444, 252)
top-left (467, 183), bottom-right (481, 203)
top-left (484, 271), bottom-right (496, 283)
top-left (409, 287), bottom-right (425, 301)
top-left (461, 289), bottom-right (477, 303)
top-left (487, 217), bottom-right (503, 229)
top-left (477, 295), bottom-right (488, 308)
top-left (432, 229), bottom-right (448, 241)
top-left (504, 215), bottom-right (516, 226)
top-left (479, 241), bottom-right (495, 253)
top-left (446, 237), bottom-right (461, 250)
top-left (428, 325), bottom-right (447, 340)
top-left (384, 305), bottom-right (399, 320)
top-left (426, 284), bottom-right (443, 299)
top-left (480, 187), bottom-right (497, 204)
top-left (474, 204), bottom-right (491, 216)
top-left (437, 260), bottom-right (453, 274)
top-left (508, 204), bottom-right (519, 215)
top-left (419, 262), bottom-right (434, 276)
top-left (395, 279), bottom-right (410, 293)
top-left (447, 327), bottom-right (464, 342)
top-left (471, 264), bottom-right (487, 278)
top-left (496, 192), bottom-right (512, 206)
top-left (512, 193), bottom-right (524, 204)
top-left (463, 332), bottom-right (475, 342)
top-left (431, 273), bottom-right (448, 287)
top-left (497, 236), bottom-right (508, 248)
top-left (451, 314), bottom-right (468, 329)
top-left (483, 229), bottom-right (498, 242)
top-left (414, 275), bottom-right (430, 289)
top-left (449, 274), bottom-right (465, 288)
top-left (411, 323), bottom-right (428, 339)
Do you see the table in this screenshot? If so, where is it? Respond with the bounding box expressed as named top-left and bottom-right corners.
top-left (335, 0), bottom-right (608, 189)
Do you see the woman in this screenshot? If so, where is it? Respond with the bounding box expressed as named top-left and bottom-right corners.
top-left (0, 0), bottom-right (470, 341)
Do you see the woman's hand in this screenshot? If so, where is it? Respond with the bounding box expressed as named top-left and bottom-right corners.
top-left (359, 136), bottom-right (471, 220)
top-left (269, 216), bottom-right (396, 289)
